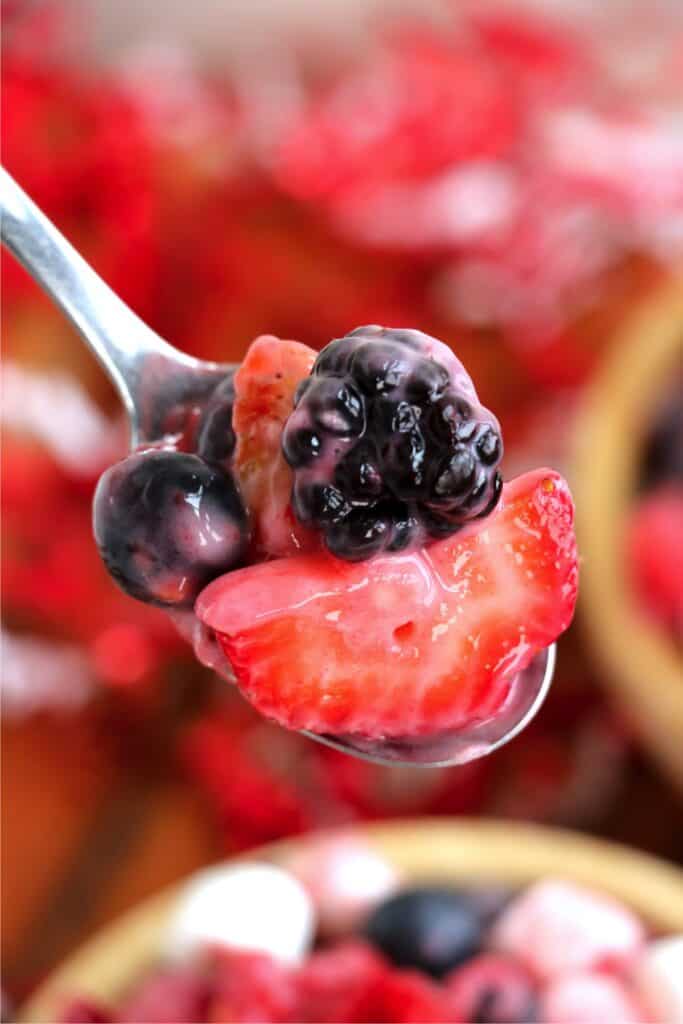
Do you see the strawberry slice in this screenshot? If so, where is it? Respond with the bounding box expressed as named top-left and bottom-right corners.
top-left (197, 469), bottom-right (577, 738)
top-left (233, 334), bottom-right (319, 559)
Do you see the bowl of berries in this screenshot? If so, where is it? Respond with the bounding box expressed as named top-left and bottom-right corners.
top-left (574, 278), bottom-right (683, 789)
top-left (21, 819), bottom-right (683, 1024)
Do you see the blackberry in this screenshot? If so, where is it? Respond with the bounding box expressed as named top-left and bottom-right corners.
top-left (93, 449), bottom-right (249, 608)
top-left (282, 326), bottom-right (503, 560)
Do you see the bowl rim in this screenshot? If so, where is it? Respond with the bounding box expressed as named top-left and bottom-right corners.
top-left (572, 277), bottom-right (683, 787)
top-left (20, 817), bottom-right (683, 1022)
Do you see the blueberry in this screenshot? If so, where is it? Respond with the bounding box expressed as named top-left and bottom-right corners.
top-left (93, 449), bottom-right (249, 608)
top-left (195, 374), bottom-right (236, 465)
top-left (282, 326), bottom-right (504, 561)
top-left (363, 887), bottom-right (483, 978)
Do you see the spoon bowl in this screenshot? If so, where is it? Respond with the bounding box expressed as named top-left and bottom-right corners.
top-left (0, 166), bottom-right (556, 768)
top-left (305, 644), bottom-right (555, 766)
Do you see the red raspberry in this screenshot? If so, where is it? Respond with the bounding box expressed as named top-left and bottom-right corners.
top-left (373, 968), bottom-right (454, 1023)
top-left (118, 965), bottom-right (210, 1023)
top-left (58, 999), bottom-right (116, 1024)
top-left (180, 709), bottom-right (314, 850)
top-left (209, 950), bottom-right (297, 1024)
top-left (274, 33), bottom-right (518, 202)
top-left (294, 941), bottom-right (387, 1023)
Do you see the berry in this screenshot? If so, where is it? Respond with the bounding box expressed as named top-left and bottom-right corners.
top-left (119, 966), bottom-right (211, 1024)
top-left (373, 969), bottom-right (454, 1023)
top-left (540, 973), bottom-right (644, 1024)
top-left (233, 334), bottom-right (319, 558)
top-left (294, 941), bottom-right (388, 1023)
top-left (446, 953), bottom-right (539, 1023)
top-left (491, 879), bottom-right (644, 980)
top-left (362, 887), bottom-right (483, 978)
top-left (58, 1000), bottom-right (115, 1024)
top-left (209, 950), bottom-right (297, 1024)
top-left (627, 484), bottom-right (683, 635)
top-left (274, 34), bottom-right (518, 201)
top-left (93, 449), bottom-right (249, 609)
top-left (282, 326), bottom-right (503, 560)
top-left (196, 372), bottom-right (237, 465)
top-left (197, 469), bottom-right (577, 739)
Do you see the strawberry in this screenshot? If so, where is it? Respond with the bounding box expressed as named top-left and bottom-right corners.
top-left (197, 468), bottom-right (577, 738)
top-left (233, 335), bottom-right (319, 559)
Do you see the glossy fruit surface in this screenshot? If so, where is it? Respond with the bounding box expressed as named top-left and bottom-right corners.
top-left (93, 449), bottom-right (249, 608)
top-left (198, 468), bottom-right (577, 738)
top-left (233, 335), bottom-right (318, 559)
top-left (283, 326), bottom-right (503, 560)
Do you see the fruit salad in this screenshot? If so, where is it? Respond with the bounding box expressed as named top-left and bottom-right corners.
top-left (58, 837), bottom-right (682, 1024)
top-left (94, 328), bottom-right (578, 741)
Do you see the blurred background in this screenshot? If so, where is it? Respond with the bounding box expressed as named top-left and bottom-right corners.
top-left (2, 0), bottom-right (682, 1007)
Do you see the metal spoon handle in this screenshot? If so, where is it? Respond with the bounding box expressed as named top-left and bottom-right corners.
top-left (0, 166), bottom-right (192, 430)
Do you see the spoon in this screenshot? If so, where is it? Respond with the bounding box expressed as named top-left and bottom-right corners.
top-left (0, 166), bottom-right (555, 767)
top-left (0, 166), bottom-right (231, 447)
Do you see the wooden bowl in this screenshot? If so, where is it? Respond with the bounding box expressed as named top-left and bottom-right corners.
top-left (573, 277), bottom-right (683, 788)
top-left (21, 818), bottom-right (683, 1022)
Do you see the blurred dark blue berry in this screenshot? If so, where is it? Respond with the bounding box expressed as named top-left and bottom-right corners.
top-left (363, 886), bottom-right (483, 978)
top-left (282, 326), bottom-right (503, 560)
top-left (93, 449), bottom-right (249, 608)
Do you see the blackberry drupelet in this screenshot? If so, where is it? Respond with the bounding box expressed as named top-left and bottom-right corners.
top-left (93, 449), bottom-right (250, 608)
top-left (282, 326), bottom-right (503, 560)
